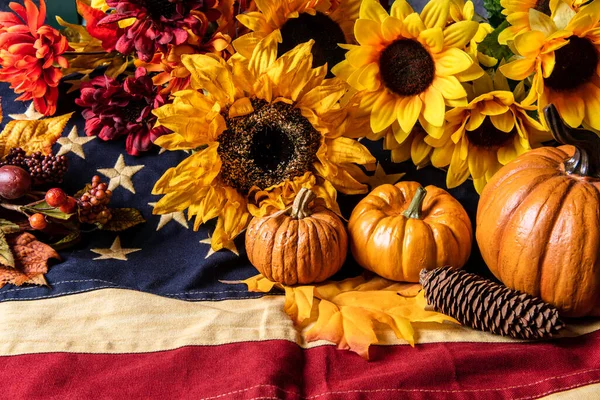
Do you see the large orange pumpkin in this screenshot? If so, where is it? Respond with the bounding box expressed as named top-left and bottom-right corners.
top-left (348, 181), bottom-right (472, 282)
top-left (245, 188), bottom-right (347, 285)
top-left (477, 105), bottom-right (600, 317)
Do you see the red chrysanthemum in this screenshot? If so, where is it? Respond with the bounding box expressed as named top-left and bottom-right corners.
top-left (76, 67), bottom-right (170, 156)
top-left (0, 0), bottom-right (70, 116)
top-left (99, 0), bottom-right (221, 62)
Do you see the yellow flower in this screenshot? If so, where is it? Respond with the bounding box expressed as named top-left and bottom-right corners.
top-left (449, 0), bottom-right (498, 67)
top-left (332, 0), bottom-right (481, 141)
top-left (499, 2), bottom-right (600, 130)
top-left (233, 0), bottom-right (360, 73)
top-left (151, 34), bottom-right (375, 251)
top-left (498, 0), bottom-right (582, 44)
top-left (425, 71), bottom-right (551, 193)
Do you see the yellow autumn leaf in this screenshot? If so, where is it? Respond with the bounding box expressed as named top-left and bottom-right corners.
top-left (0, 113), bottom-right (74, 157)
top-left (242, 274), bottom-right (458, 359)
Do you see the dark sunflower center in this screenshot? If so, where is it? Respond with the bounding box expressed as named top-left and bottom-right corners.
top-left (466, 118), bottom-right (515, 149)
top-left (534, 0), bottom-right (551, 15)
top-left (217, 100), bottom-right (321, 192)
top-left (122, 101), bottom-right (148, 124)
top-left (379, 39), bottom-right (435, 97)
top-left (278, 12), bottom-right (347, 77)
top-left (144, 0), bottom-right (178, 19)
top-left (544, 36), bottom-right (598, 92)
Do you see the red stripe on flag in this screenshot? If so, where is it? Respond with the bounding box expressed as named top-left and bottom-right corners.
top-left (2, 331), bottom-right (600, 399)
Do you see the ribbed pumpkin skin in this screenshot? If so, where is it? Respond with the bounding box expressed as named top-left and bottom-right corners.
top-left (245, 204), bottom-right (347, 285)
top-left (348, 182), bottom-right (473, 282)
top-left (477, 145), bottom-right (600, 317)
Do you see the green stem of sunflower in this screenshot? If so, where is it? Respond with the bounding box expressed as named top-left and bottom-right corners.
top-left (402, 186), bottom-right (427, 220)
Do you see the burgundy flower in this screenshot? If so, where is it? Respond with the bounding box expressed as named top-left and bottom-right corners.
top-left (76, 67), bottom-right (169, 156)
top-left (99, 0), bottom-right (221, 62)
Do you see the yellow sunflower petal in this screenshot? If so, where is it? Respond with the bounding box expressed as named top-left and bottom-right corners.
top-left (382, 16), bottom-right (404, 41)
top-left (479, 98), bottom-right (511, 115)
top-left (528, 9), bottom-right (557, 37)
top-left (465, 108), bottom-right (485, 131)
top-left (392, 122), bottom-right (411, 145)
top-left (397, 95), bottom-right (422, 133)
top-left (421, 87), bottom-right (446, 128)
top-left (553, 93), bottom-right (584, 128)
top-left (498, 58), bottom-right (536, 81)
top-left (433, 48), bottom-right (473, 76)
top-left (236, 12), bottom-right (269, 32)
top-left (432, 75), bottom-right (467, 100)
top-left (430, 143), bottom-right (454, 167)
top-left (357, 62), bottom-right (381, 91)
top-left (232, 32), bottom-right (265, 60)
top-left (497, 142), bottom-right (519, 165)
top-left (446, 144), bottom-right (470, 188)
top-left (327, 137), bottom-right (377, 165)
top-left (181, 54), bottom-right (235, 103)
top-left (582, 83), bottom-right (600, 130)
top-left (443, 20), bottom-right (479, 49)
top-left (418, 27), bottom-right (444, 53)
top-left (568, 0), bottom-right (600, 36)
top-left (153, 191), bottom-right (193, 214)
top-left (229, 97), bottom-right (254, 118)
top-left (401, 13), bottom-right (426, 38)
top-left (371, 92), bottom-right (399, 133)
top-left (359, 0), bottom-right (389, 22)
top-left (211, 187), bottom-right (251, 252)
top-left (331, 59), bottom-right (355, 80)
top-left (347, 46), bottom-right (377, 68)
top-left (411, 132), bottom-right (432, 167)
top-left (419, 114), bottom-right (446, 138)
top-left (391, 137), bottom-right (412, 163)
top-left (468, 146), bottom-right (488, 179)
top-left (249, 30), bottom-right (282, 78)
top-left (355, 19), bottom-right (384, 45)
top-left (390, 0), bottom-right (414, 20)
top-left (514, 31), bottom-right (545, 58)
top-left (255, 0), bottom-right (285, 26)
top-left (297, 78), bottom-right (347, 114)
top-left (421, 0), bottom-right (450, 29)
top-left (490, 112), bottom-right (515, 132)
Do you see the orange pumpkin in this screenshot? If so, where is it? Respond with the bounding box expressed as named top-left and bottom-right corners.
top-left (245, 188), bottom-right (347, 285)
top-left (477, 105), bottom-right (600, 317)
top-left (348, 181), bottom-right (472, 282)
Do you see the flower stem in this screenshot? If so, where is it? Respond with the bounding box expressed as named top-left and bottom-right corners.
top-left (402, 186), bottom-right (427, 219)
top-left (0, 203), bottom-right (26, 214)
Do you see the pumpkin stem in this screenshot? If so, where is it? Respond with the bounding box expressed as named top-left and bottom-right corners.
top-left (544, 104), bottom-right (600, 178)
top-left (290, 187), bottom-right (316, 219)
top-left (402, 186), bottom-right (427, 219)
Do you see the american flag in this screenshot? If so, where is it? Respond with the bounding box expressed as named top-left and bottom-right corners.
top-left (0, 0), bottom-right (599, 398)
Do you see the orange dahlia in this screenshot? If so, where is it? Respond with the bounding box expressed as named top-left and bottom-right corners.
top-left (0, 0), bottom-right (70, 116)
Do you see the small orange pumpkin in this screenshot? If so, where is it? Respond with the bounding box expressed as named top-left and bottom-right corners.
top-left (245, 188), bottom-right (347, 285)
top-left (348, 181), bottom-right (472, 282)
top-left (477, 105), bottom-right (600, 317)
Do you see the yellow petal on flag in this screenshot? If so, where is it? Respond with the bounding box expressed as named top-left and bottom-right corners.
top-left (0, 112), bottom-right (73, 157)
top-left (420, 0), bottom-right (450, 29)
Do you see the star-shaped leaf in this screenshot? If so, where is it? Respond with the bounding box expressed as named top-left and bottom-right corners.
top-left (0, 112), bottom-right (74, 157)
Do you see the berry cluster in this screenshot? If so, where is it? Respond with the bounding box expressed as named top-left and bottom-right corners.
top-left (28, 188), bottom-right (77, 230)
top-left (77, 176), bottom-right (112, 225)
top-left (2, 148), bottom-right (68, 185)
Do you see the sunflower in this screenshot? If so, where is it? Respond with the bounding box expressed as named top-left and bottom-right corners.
top-left (332, 0), bottom-right (481, 142)
top-left (499, 2), bottom-right (600, 131)
top-left (425, 71), bottom-right (551, 193)
top-left (151, 34), bottom-right (375, 251)
top-left (497, 0), bottom-right (584, 44)
top-left (233, 0), bottom-right (360, 74)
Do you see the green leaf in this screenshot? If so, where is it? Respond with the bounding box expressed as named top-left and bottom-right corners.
top-left (51, 231), bottom-right (81, 251)
top-left (74, 184), bottom-right (92, 199)
top-left (0, 219), bottom-right (20, 235)
top-left (100, 208), bottom-right (145, 231)
top-left (478, 20), bottom-right (513, 62)
top-left (484, 0), bottom-right (506, 27)
top-left (23, 201), bottom-right (73, 220)
top-left (0, 231), bottom-right (15, 268)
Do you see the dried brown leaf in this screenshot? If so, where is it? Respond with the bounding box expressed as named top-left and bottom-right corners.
top-left (0, 113), bottom-right (74, 157)
top-left (0, 233), bottom-right (60, 289)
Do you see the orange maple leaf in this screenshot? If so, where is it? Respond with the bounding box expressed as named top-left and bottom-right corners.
top-left (0, 233), bottom-right (60, 288)
top-left (243, 274), bottom-right (458, 359)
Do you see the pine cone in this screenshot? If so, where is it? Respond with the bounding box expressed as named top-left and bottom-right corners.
top-left (419, 267), bottom-right (564, 339)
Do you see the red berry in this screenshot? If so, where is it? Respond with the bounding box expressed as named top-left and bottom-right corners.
top-left (0, 165), bottom-right (31, 200)
top-left (29, 213), bottom-right (47, 230)
top-left (59, 196), bottom-right (77, 214)
top-left (45, 188), bottom-right (67, 207)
